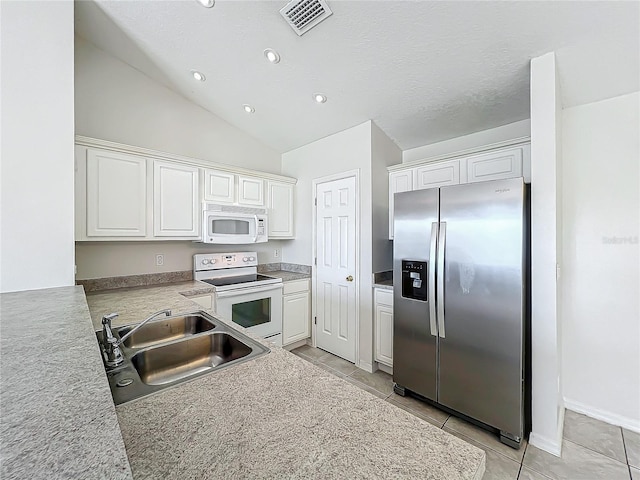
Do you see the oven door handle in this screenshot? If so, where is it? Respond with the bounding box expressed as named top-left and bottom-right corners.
top-left (215, 284), bottom-right (283, 298)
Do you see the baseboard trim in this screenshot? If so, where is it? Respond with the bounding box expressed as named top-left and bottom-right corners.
top-left (529, 432), bottom-right (562, 457)
top-left (282, 339), bottom-right (308, 351)
top-left (358, 360), bottom-right (374, 373)
top-left (564, 398), bottom-right (640, 433)
top-left (377, 362), bottom-right (392, 375)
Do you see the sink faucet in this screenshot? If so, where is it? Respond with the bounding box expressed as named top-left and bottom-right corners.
top-left (100, 309), bottom-right (172, 367)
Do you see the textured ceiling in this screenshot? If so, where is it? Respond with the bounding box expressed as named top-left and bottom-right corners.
top-left (75, 0), bottom-right (639, 153)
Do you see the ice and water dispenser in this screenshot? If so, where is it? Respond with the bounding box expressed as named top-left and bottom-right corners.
top-left (401, 260), bottom-right (428, 301)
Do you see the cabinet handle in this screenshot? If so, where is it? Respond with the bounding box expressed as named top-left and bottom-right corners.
top-left (346, 275), bottom-right (354, 282)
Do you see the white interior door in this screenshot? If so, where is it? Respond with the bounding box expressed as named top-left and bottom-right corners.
top-left (315, 176), bottom-right (357, 362)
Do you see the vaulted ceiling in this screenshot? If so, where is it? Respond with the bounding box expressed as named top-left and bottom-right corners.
top-left (75, 0), bottom-right (639, 153)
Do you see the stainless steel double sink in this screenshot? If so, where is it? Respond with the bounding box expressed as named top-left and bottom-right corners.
top-left (96, 311), bottom-right (270, 405)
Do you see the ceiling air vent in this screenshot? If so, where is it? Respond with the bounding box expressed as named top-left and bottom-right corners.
top-left (280, 0), bottom-right (333, 36)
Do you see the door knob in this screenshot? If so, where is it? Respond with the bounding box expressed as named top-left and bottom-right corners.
top-left (346, 275), bottom-right (353, 282)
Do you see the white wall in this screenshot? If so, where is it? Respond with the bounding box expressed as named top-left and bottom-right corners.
top-left (0, 1), bottom-right (75, 293)
top-left (281, 122), bottom-right (376, 370)
top-left (529, 52), bottom-right (564, 456)
top-left (75, 37), bottom-right (281, 174)
top-left (371, 122), bottom-right (401, 273)
top-left (561, 92), bottom-right (640, 431)
top-left (74, 37), bottom-right (285, 279)
top-left (75, 241), bottom-right (285, 280)
top-left (402, 119), bottom-right (530, 163)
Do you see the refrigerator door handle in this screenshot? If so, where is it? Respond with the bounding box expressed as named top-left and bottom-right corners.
top-left (437, 221), bottom-right (446, 338)
top-left (428, 222), bottom-right (438, 337)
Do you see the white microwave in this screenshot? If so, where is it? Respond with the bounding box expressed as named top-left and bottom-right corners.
top-left (201, 204), bottom-right (268, 244)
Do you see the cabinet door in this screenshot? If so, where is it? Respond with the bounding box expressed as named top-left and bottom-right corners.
top-left (153, 161), bottom-right (199, 237)
top-left (414, 159), bottom-right (460, 190)
top-left (375, 303), bottom-right (394, 367)
top-left (238, 175), bottom-right (264, 206)
top-left (188, 294), bottom-right (212, 310)
top-left (463, 147), bottom-right (523, 183)
top-left (86, 148), bottom-right (147, 237)
top-left (389, 170), bottom-right (413, 240)
top-left (203, 169), bottom-right (235, 204)
top-left (268, 181), bottom-right (294, 238)
top-left (282, 291), bottom-right (310, 346)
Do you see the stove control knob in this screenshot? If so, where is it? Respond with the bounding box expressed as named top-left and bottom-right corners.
top-left (210, 259), bottom-right (216, 264)
top-left (202, 259), bottom-right (209, 265)
top-left (249, 256), bottom-right (255, 261)
top-left (243, 257), bottom-right (248, 262)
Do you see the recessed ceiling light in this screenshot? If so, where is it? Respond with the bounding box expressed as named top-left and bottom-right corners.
top-left (243, 104), bottom-right (255, 114)
top-left (191, 70), bottom-right (206, 82)
top-left (264, 49), bottom-right (281, 64)
top-left (313, 93), bottom-right (327, 103)
top-left (196, 0), bottom-right (214, 7)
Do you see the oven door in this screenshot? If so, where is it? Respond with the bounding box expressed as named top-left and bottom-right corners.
top-left (204, 212), bottom-right (258, 244)
top-left (214, 284), bottom-right (283, 343)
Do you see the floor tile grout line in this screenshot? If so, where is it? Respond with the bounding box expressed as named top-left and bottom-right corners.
top-left (622, 427), bottom-right (631, 466)
top-left (561, 437), bottom-right (630, 467)
top-left (446, 428), bottom-right (525, 466)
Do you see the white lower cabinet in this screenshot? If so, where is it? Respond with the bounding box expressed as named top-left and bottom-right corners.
top-left (282, 279), bottom-right (310, 346)
top-left (188, 294), bottom-right (213, 310)
top-left (374, 288), bottom-right (394, 367)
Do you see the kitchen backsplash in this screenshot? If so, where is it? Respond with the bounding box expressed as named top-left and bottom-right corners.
top-left (78, 262), bottom-right (311, 293)
top-left (258, 263), bottom-right (311, 274)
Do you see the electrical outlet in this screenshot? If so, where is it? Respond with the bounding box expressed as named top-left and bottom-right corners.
top-left (274, 249), bottom-right (280, 259)
top-left (156, 254), bottom-right (164, 266)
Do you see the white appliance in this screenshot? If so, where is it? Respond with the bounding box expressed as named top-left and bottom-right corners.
top-left (194, 252), bottom-right (283, 345)
top-left (200, 204), bottom-right (268, 244)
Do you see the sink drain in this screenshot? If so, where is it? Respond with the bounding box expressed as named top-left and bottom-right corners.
top-left (116, 378), bottom-right (134, 388)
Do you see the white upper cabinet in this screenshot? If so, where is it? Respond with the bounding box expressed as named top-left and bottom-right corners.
top-left (237, 175), bottom-right (265, 206)
top-left (75, 137), bottom-right (296, 241)
top-left (268, 181), bottom-right (294, 238)
top-left (203, 169), bottom-right (235, 204)
top-left (389, 170), bottom-right (413, 240)
top-left (461, 147), bottom-right (523, 184)
top-left (153, 161), bottom-right (199, 237)
top-left (387, 142), bottom-right (531, 240)
top-left (203, 170), bottom-right (265, 207)
top-left (86, 148), bottom-right (147, 237)
top-left (414, 159), bottom-right (460, 190)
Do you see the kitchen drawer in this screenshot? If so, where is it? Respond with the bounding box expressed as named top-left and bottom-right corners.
top-left (375, 289), bottom-right (393, 307)
top-left (283, 279), bottom-right (310, 295)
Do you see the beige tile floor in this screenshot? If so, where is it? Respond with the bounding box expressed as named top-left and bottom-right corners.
top-left (291, 344), bottom-right (639, 480)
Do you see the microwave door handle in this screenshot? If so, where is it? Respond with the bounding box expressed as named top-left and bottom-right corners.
top-left (253, 215), bottom-right (259, 243)
top-left (215, 284), bottom-right (282, 298)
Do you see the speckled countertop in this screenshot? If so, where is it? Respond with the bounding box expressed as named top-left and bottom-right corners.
top-left (0, 287), bottom-right (132, 480)
top-left (84, 282), bottom-right (485, 480)
top-left (262, 270), bottom-right (311, 282)
top-left (374, 279), bottom-right (393, 290)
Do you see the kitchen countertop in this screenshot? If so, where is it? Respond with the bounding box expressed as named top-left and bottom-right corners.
top-left (84, 282), bottom-right (485, 479)
top-left (374, 279), bottom-right (393, 290)
top-left (262, 269), bottom-right (311, 282)
top-left (0, 287), bottom-right (132, 480)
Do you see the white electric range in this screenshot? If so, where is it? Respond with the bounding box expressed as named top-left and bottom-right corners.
top-left (193, 252), bottom-right (283, 345)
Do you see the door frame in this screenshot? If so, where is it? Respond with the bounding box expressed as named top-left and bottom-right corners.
top-left (311, 169), bottom-right (360, 367)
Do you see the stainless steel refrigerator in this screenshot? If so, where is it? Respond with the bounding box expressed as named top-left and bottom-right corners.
top-left (393, 177), bottom-right (527, 448)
